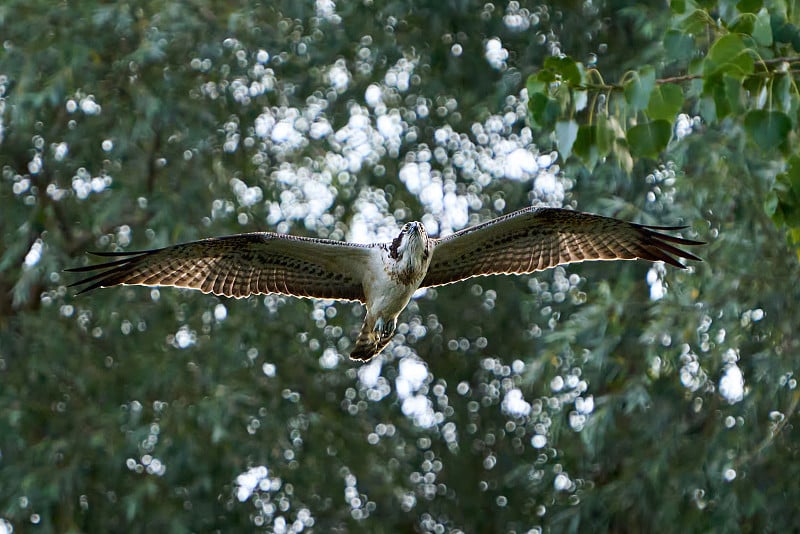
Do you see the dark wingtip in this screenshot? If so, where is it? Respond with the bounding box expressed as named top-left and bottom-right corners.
top-left (70, 283), bottom-right (100, 295)
top-left (66, 276), bottom-right (109, 294)
top-left (65, 250), bottom-right (153, 295)
top-left (634, 224), bottom-right (705, 269)
top-left (88, 250), bottom-right (155, 257)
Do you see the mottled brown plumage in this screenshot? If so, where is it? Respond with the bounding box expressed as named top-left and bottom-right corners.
top-left (420, 208), bottom-right (701, 287)
top-left (67, 207), bottom-right (704, 361)
top-left (68, 233), bottom-right (371, 301)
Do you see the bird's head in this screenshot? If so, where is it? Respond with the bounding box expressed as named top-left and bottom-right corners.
top-left (389, 221), bottom-right (433, 273)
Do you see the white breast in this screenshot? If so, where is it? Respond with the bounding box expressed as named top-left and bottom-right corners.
top-left (361, 247), bottom-right (423, 317)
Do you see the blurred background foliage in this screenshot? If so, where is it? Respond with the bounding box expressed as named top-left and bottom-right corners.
top-left (1, 0), bottom-right (799, 532)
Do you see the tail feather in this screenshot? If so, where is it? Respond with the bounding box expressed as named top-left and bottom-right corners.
top-left (350, 316), bottom-right (392, 361)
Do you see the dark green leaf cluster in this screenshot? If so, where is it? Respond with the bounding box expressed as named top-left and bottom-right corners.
top-left (526, 1), bottom-right (800, 252)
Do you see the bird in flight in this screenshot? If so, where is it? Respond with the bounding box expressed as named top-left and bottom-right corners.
top-left (68, 207), bottom-right (703, 361)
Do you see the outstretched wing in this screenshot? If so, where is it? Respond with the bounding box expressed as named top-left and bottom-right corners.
top-left (421, 207), bottom-right (703, 288)
top-left (67, 233), bottom-right (374, 302)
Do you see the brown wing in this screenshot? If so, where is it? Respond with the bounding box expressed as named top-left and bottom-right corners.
top-left (420, 207), bottom-right (704, 288)
top-left (67, 232), bottom-right (374, 302)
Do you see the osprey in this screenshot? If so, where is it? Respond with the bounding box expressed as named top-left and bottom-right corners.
top-left (68, 207), bottom-right (703, 361)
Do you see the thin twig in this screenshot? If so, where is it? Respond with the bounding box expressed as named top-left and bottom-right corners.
top-left (735, 390), bottom-right (800, 468)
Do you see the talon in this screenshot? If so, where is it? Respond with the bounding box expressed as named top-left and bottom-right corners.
top-left (382, 317), bottom-right (397, 337)
top-left (372, 317), bottom-right (397, 339)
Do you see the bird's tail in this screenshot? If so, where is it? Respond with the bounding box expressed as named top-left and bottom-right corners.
top-left (350, 316), bottom-right (393, 362)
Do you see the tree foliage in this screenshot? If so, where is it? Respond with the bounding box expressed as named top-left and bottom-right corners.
top-left (526, 0), bottom-right (800, 252)
top-left (1, 0), bottom-right (799, 532)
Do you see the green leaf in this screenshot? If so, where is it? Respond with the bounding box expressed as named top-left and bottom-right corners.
top-left (754, 8), bottom-right (773, 46)
top-left (626, 120), bottom-right (672, 158)
top-left (737, 0), bottom-right (763, 13)
top-left (543, 56), bottom-right (582, 85)
top-left (527, 77), bottom-right (553, 125)
top-left (708, 34), bottom-right (746, 63)
top-left (742, 74), bottom-right (761, 96)
top-left (679, 57), bottom-right (703, 101)
top-left (711, 77), bottom-right (732, 120)
top-left (698, 95), bottom-right (717, 124)
top-left (764, 190), bottom-right (779, 217)
top-left (556, 120), bottom-right (579, 160)
top-left (703, 34), bottom-right (754, 80)
top-left (573, 116), bottom-right (613, 167)
top-left (535, 68), bottom-right (557, 84)
top-left (528, 92), bottom-right (559, 128)
top-left (664, 30), bottom-right (695, 64)
top-left (573, 124), bottom-right (597, 166)
top-left (526, 74), bottom-right (562, 128)
top-left (782, 155), bottom-right (800, 195)
top-left (771, 160), bottom-right (800, 225)
top-left (596, 114), bottom-right (614, 156)
top-left (722, 75), bottom-right (745, 115)
top-left (624, 66), bottom-right (656, 112)
top-left (773, 73), bottom-right (792, 113)
top-left (647, 84), bottom-right (683, 121)
top-left (678, 9), bottom-right (712, 35)
top-left (730, 13), bottom-right (756, 36)
top-left (771, 15), bottom-right (799, 45)
top-left (744, 110), bottom-right (792, 152)
top-left (526, 75), bottom-right (546, 97)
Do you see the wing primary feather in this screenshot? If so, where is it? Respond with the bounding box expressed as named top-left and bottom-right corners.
top-left (87, 249), bottom-right (162, 257)
top-left (639, 227), bottom-right (704, 264)
top-left (64, 253), bottom-right (151, 273)
top-left (639, 226), bottom-right (705, 246)
top-left (641, 236), bottom-right (703, 266)
top-left (64, 255), bottom-right (149, 293)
